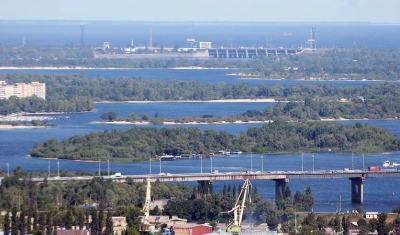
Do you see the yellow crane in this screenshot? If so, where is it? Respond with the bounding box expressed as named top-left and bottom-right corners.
top-left (140, 179), bottom-right (151, 235)
top-left (226, 179), bottom-right (252, 235)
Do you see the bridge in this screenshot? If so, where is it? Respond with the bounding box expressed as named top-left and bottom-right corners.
top-left (207, 47), bottom-right (303, 58)
top-left (16, 169), bottom-right (400, 204)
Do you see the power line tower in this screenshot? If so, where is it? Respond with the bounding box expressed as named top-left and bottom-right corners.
top-left (80, 25), bottom-right (85, 47)
top-left (149, 28), bottom-right (153, 47)
top-left (308, 27), bottom-right (316, 49)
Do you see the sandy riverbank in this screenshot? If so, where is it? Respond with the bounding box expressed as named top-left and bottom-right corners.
top-left (92, 120), bottom-right (272, 125)
top-left (96, 98), bottom-right (279, 104)
top-left (0, 125), bottom-right (49, 129)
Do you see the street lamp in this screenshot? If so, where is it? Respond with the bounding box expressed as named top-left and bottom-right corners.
top-left (107, 159), bottom-right (110, 177)
top-left (6, 162), bottom-right (9, 177)
top-left (251, 153), bottom-right (253, 172)
top-left (159, 157), bottom-right (162, 174)
top-left (301, 151), bottom-right (304, 172)
top-left (48, 160), bottom-right (50, 177)
top-left (200, 156), bottom-right (203, 174)
top-left (98, 159), bottom-right (101, 177)
top-left (260, 155), bottom-right (263, 172)
top-left (312, 153), bottom-right (314, 172)
top-left (57, 160), bottom-right (60, 178)
top-left (210, 157), bottom-right (213, 174)
top-left (362, 154), bottom-right (365, 170)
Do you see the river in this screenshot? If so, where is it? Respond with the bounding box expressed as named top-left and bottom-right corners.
top-left (1, 68), bottom-right (400, 212)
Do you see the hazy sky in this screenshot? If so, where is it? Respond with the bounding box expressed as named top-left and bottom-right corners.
top-left (1, 0), bottom-right (400, 23)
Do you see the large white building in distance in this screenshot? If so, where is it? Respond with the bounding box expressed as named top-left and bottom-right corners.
top-left (0, 81), bottom-right (46, 100)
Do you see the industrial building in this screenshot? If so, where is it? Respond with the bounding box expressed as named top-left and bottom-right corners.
top-left (0, 81), bottom-right (46, 100)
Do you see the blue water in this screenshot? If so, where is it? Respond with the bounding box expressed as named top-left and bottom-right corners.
top-left (2, 100), bottom-right (400, 212)
top-left (1, 69), bottom-right (398, 87)
top-left (1, 23), bottom-right (400, 49)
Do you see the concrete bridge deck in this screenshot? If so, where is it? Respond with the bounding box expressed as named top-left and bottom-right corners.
top-left (4, 169), bottom-right (399, 204)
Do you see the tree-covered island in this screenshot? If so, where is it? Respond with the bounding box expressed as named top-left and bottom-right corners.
top-left (2, 73), bottom-right (400, 118)
top-left (30, 120), bottom-right (400, 162)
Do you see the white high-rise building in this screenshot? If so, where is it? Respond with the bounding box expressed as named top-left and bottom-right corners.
top-left (0, 81), bottom-right (46, 100)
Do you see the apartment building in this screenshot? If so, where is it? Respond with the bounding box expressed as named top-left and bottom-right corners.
top-left (0, 81), bottom-right (46, 100)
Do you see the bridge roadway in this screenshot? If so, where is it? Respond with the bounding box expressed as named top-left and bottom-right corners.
top-left (21, 169), bottom-right (400, 204)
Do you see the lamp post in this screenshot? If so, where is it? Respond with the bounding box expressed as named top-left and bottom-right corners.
top-left (301, 151), bottom-right (304, 172)
top-left (98, 159), bottom-right (101, 177)
top-left (210, 157), bottom-right (213, 174)
top-left (362, 154), bottom-right (365, 170)
top-left (107, 159), bottom-right (110, 177)
top-left (200, 156), bottom-right (203, 174)
top-left (260, 155), bottom-right (263, 172)
top-left (251, 153), bottom-right (253, 172)
top-left (149, 156), bottom-right (152, 175)
top-left (159, 157), bottom-right (162, 174)
top-left (57, 160), bottom-right (60, 178)
top-left (48, 160), bottom-right (50, 177)
top-left (312, 153), bottom-right (315, 172)
top-left (6, 162), bottom-right (9, 177)
top-left (352, 152), bottom-right (354, 170)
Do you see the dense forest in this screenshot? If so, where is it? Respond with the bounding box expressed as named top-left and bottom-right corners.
top-left (0, 167), bottom-right (318, 234)
top-left (0, 167), bottom-right (398, 235)
top-left (29, 120), bottom-right (400, 161)
top-left (2, 72), bottom-right (400, 115)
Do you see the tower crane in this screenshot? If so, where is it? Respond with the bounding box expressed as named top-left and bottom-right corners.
top-left (226, 179), bottom-right (252, 235)
top-left (140, 180), bottom-right (151, 235)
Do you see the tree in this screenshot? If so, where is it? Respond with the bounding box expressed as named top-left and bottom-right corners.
top-left (65, 209), bottom-right (73, 229)
top-left (377, 213), bottom-right (388, 235)
top-left (19, 208), bottom-right (26, 235)
top-left (104, 210), bottom-right (114, 235)
top-left (90, 209), bottom-right (99, 235)
top-left (4, 210), bottom-right (10, 235)
top-left (11, 206), bottom-right (19, 235)
top-left (107, 111), bottom-right (117, 121)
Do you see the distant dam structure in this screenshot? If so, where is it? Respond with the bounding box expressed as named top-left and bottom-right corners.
top-left (208, 47), bottom-right (303, 58)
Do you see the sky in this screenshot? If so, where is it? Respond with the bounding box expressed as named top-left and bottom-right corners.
top-left (0, 0), bottom-right (400, 23)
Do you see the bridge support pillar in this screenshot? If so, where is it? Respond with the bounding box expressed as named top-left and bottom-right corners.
top-left (245, 50), bottom-right (249, 58)
top-left (225, 49), bottom-right (229, 58)
top-left (236, 50), bottom-right (239, 58)
top-left (350, 177), bottom-right (364, 203)
top-left (273, 179), bottom-right (289, 201)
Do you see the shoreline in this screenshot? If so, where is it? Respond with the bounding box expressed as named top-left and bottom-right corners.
top-left (95, 98), bottom-right (279, 104)
top-left (0, 66), bottom-right (232, 70)
top-left (0, 125), bottom-right (50, 129)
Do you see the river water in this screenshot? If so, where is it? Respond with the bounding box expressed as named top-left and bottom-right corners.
top-left (1, 68), bottom-right (400, 213)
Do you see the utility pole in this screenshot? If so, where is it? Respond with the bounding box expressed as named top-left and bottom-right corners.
top-left (251, 153), bottom-right (253, 172)
top-left (107, 159), bottom-right (110, 176)
top-left (362, 154), bottom-right (365, 170)
top-left (201, 156), bottom-right (203, 174)
top-left (210, 157), bottom-right (213, 173)
top-left (159, 157), bottom-right (162, 174)
top-left (312, 153), bottom-right (315, 172)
